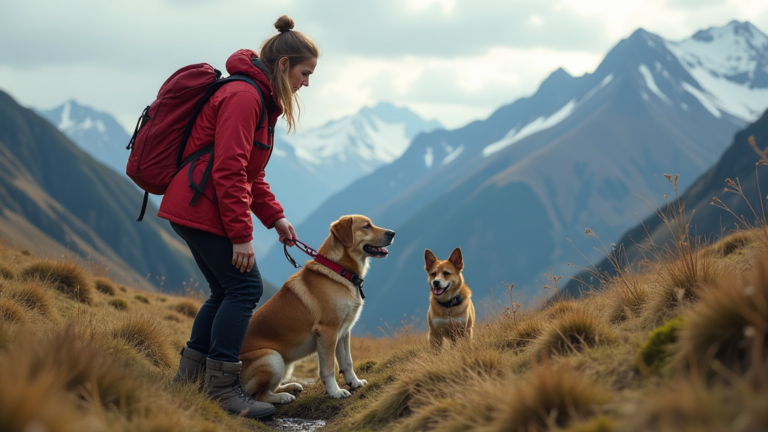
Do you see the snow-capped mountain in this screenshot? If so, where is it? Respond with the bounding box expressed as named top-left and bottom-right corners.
top-left (266, 102), bottom-right (442, 224)
top-left (36, 100), bottom-right (130, 176)
top-left (259, 21), bottom-right (768, 333)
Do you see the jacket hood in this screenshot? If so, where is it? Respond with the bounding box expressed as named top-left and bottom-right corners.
top-left (226, 49), bottom-right (274, 94)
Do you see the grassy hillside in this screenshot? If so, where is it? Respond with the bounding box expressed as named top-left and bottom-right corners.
top-left (2, 201), bottom-right (767, 431)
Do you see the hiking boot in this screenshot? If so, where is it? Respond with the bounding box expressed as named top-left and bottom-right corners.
top-left (205, 358), bottom-right (276, 419)
top-left (173, 346), bottom-right (206, 384)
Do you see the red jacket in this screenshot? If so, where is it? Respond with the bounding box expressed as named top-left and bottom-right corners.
top-left (158, 49), bottom-right (285, 243)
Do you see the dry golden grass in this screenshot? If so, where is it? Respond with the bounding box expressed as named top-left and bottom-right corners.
top-left (21, 260), bottom-right (95, 304)
top-left (2, 279), bottom-right (57, 318)
top-left (0, 241), bottom-right (278, 432)
top-left (112, 315), bottom-right (174, 368)
top-left (0, 264), bottom-right (14, 280)
top-left (109, 298), bottom-right (129, 310)
top-left (0, 298), bottom-right (27, 324)
top-left (4, 174), bottom-right (768, 432)
top-left (170, 298), bottom-right (201, 318)
top-left (491, 366), bottom-right (610, 431)
top-left (94, 277), bottom-right (116, 296)
top-left (534, 309), bottom-right (615, 358)
top-left (674, 259), bottom-right (768, 377)
top-left (134, 294), bottom-right (151, 304)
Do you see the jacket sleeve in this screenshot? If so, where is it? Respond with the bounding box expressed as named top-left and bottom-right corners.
top-left (250, 169), bottom-right (285, 229)
top-left (211, 90), bottom-right (259, 244)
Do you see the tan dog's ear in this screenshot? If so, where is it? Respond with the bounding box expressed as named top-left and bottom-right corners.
top-left (424, 249), bottom-right (437, 271)
top-left (331, 217), bottom-right (355, 247)
top-left (449, 247), bottom-right (463, 270)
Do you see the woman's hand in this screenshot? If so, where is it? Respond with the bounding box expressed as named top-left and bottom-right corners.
top-left (232, 242), bottom-right (255, 273)
top-left (274, 218), bottom-right (298, 247)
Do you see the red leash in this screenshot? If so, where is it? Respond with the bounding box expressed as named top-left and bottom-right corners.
top-left (283, 240), bottom-right (366, 299)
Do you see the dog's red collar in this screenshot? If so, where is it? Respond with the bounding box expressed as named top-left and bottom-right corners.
top-left (283, 240), bottom-right (365, 300)
top-left (314, 255), bottom-right (365, 299)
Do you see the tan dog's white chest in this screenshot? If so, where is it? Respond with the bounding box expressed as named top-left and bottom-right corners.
top-left (430, 313), bottom-right (467, 330)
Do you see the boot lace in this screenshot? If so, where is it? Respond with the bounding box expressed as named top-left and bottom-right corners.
top-left (232, 375), bottom-right (258, 404)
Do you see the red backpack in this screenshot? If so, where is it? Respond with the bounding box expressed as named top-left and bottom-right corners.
top-left (126, 61), bottom-right (268, 221)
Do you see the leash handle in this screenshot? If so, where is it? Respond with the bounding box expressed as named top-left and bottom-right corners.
top-left (282, 239), bottom-right (317, 268)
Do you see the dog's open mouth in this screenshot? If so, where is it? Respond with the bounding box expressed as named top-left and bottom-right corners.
top-left (363, 244), bottom-right (389, 257)
top-left (432, 286), bottom-right (447, 296)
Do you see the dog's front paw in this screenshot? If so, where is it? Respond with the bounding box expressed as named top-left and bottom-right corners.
top-left (275, 392), bottom-right (296, 404)
top-left (328, 388), bottom-right (352, 399)
top-left (348, 378), bottom-right (368, 390)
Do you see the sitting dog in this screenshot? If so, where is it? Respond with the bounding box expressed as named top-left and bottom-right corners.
top-left (240, 215), bottom-right (395, 403)
top-left (425, 247), bottom-right (475, 349)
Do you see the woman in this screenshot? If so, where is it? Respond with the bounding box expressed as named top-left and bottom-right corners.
top-left (158, 15), bottom-right (319, 419)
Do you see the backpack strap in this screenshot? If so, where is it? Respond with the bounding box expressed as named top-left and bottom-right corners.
top-left (179, 74), bottom-right (269, 210)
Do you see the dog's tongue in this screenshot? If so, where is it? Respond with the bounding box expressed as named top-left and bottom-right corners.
top-left (433, 287), bottom-right (446, 296)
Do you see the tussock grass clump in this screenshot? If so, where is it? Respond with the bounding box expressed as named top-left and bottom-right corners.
top-left (171, 299), bottom-right (201, 318)
top-left (636, 316), bottom-right (684, 373)
top-left (493, 317), bottom-right (544, 351)
top-left (118, 285), bottom-right (128, 293)
top-left (0, 264), bottom-right (14, 280)
top-left (675, 261), bottom-right (768, 376)
top-left (109, 298), bottom-right (128, 311)
top-left (492, 366), bottom-right (609, 431)
top-left (543, 300), bottom-right (580, 319)
top-left (164, 312), bottom-right (184, 323)
top-left (2, 328), bottom-right (153, 418)
top-left (624, 380), bottom-right (730, 432)
top-left (535, 310), bottom-right (614, 358)
top-left (0, 298), bottom-right (27, 323)
top-left (21, 260), bottom-right (94, 304)
top-left (606, 283), bottom-right (649, 324)
top-left (134, 294), bottom-right (150, 304)
top-left (713, 231), bottom-right (754, 257)
top-left (112, 316), bottom-right (173, 368)
top-left (0, 366), bottom-right (88, 432)
top-left (4, 280), bottom-right (56, 317)
top-left (94, 277), bottom-right (116, 296)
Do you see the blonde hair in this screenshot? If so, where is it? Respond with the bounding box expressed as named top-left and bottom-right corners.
top-left (259, 15), bottom-right (319, 134)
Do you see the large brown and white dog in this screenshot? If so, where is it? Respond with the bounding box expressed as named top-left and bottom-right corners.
top-left (240, 215), bottom-right (394, 403)
top-left (425, 248), bottom-right (475, 349)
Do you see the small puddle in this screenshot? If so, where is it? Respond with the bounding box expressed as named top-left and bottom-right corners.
top-left (265, 418), bottom-right (326, 431)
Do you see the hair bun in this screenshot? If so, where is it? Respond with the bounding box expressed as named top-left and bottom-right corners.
top-left (274, 15), bottom-right (295, 33)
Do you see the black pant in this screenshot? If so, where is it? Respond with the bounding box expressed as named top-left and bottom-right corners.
top-left (171, 222), bottom-right (263, 362)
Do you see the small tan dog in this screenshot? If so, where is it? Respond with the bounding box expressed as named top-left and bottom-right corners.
top-left (240, 215), bottom-right (394, 403)
top-left (425, 248), bottom-right (475, 349)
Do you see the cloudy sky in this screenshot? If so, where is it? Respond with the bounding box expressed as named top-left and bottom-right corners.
top-left (1, 0), bottom-right (767, 132)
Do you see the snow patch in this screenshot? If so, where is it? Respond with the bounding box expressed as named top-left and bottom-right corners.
top-left (638, 64), bottom-right (672, 104)
top-left (666, 23), bottom-right (768, 121)
top-left (441, 145), bottom-right (464, 165)
top-left (579, 74), bottom-right (613, 105)
top-left (59, 102), bottom-right (75, 130)
top-left (482, 99), bottom-right (576, 157)
top-left (680, 82), bottom-right (722, 118)
top-left (424, 147), bottom-right (434, 168)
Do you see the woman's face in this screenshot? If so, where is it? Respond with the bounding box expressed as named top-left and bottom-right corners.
top-left (284, 57), bottom-right (317, 93)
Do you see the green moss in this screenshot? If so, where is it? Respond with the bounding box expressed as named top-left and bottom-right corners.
top-left (636, 315), bottom-right (684, 373)
top-left (109, 298), bottom-right (129, 311)
top-left (134, 294), bottom-right (150, 304)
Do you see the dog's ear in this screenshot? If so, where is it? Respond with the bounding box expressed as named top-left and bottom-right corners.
top-left (448, 247), bottom-right (463, 270)
top-left (424, 249), bottom-right (437, 271)
top-left (331, 216), bottom-right (355, 247)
